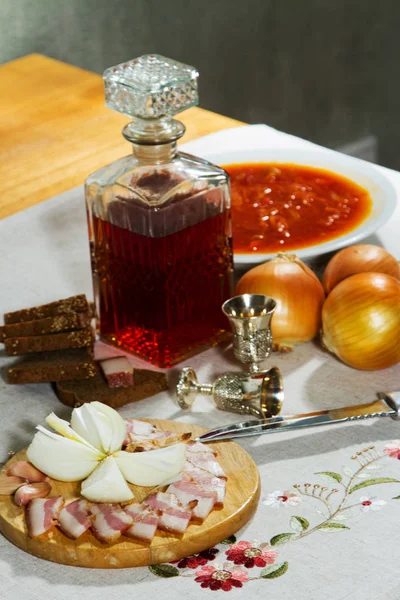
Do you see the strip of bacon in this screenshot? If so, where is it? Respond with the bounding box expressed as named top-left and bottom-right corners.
top-left (167, 479), bottom-right (217, 521)
top-left (58, 499), bottom-right (92, 539)
top-left (123, 419), bottom-right (156, 446)
top-left (7, 461), bottom-right (47, 483)
top-left (186, 441), bottom-right (216, 454)
top-left (124, 503), bottom-right (159, 542)
top-left (125, 432), bottom-right (191, 452)
top-left (182, 463), bottom-right (226, 504)
top-left (143, 492), bottom-right (191, 534)
top-left (186, 452), bottom-right (226, 478)
top-left (26, 496), bottom-right (64, 537)
top-left (90, 503), bottom-right (133, 543)
top-left (14, 482), bottom-right (51, 506)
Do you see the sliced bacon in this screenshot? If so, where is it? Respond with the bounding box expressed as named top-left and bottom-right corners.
top-left (143, 492), bottom-right (191, 534)
top-left (183, 463), bottom-right (226, 504)
top-left (126, 432), bottom-right (191, 452)
top-left (7, 461), bottom-right (47, 483)
top-left (167, 480), bottom-right (217, 521)
top-left (89, 503), bottom-right (133, 543)
top-left (14, 482), bottom-right (51, 506)
top-left (124, 503), bottom-right (159, 542)
top-left (26, 496), bottom-right (64, 537)
top-left (186, 441), bottom-right (216, 454)
top-left (123, 419), bottom-right (156, 446)
top-left (186, 452), bottom-right (226, 478)
top-left (58, 499), bottom-right (92, 539)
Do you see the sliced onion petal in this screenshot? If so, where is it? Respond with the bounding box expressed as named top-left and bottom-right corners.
top-left (27, 427), bottom-right (103, 481)
top-left (46, 413), bottom-right (102, 452)
top-left (70, 404), bottom-right (104, 452)
top-left (81, 456), bottom-right (134, 503)
top-left (90, 402), bottom-right (126, 453)
top-left (115, 443), bottom-right (186, 486)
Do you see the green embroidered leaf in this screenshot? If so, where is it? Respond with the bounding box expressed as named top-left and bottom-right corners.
top-left (349, 478), bottom-right (399, 495)
top-left (261, 561), bottom-right (289, 579)
top-left (220, 535), bottom-right (237, 545)
top-left (392, 495), bottom-right (400, 500)
top-left (290, 516), bottom-right (309, 532)
top-left (270, 533), bottom-right (296, 546)
top-left (317, 523), bottom-right (350, 531)
top-left (315, 471), bottom-right (342, 483)
top-left (149, 564), bottom-right (179, 578)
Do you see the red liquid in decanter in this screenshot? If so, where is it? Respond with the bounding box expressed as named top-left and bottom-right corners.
top-left (90, 188), bottom-right (233, 368)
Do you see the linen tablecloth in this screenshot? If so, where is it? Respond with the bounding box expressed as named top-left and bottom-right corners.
top-left (0, 124), bottom-right (399, 600)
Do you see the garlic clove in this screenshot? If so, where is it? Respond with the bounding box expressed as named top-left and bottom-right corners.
top-left (46, 413), bottom-right (103, 452)
top-left (14, 482), bottom-right (51, 506)
top-left (115, 443), bottom-right (186, 487)
top-left (0, 473), bottom-right (26, 494)
top-left (81, 456), bottom-right (134, 503)
top-left (71, 402), bottom-right (126, 455)
top-left (6, 460), bottom-right (47, 483)
top-left (27, 426), bottom-right (103, 482)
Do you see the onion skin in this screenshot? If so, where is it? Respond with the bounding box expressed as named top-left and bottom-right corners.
top-left (235, 254), bottom-right (325, 350)
top-left (322, 272), bottom-right (400, 370)
top-left (323, 244), bottom-right (400, 294)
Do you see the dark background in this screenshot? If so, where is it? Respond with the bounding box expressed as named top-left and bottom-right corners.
top-left (2, 0), bottom-right (399, 168)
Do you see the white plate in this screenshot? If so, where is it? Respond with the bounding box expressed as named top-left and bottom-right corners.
top-left (201, 148), bottom-right (397, 267)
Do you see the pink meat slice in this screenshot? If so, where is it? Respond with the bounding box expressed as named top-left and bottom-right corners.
top-left (186, 441), bottom-right (216, 454)
top-left (123, 419), bottom-right (156, 445)
top-left (90, 503), bottom-right (133, 543)
top-left (143, 492), bottom-right (191, 534)
top-left (183, 463), bottom-right (226, 504)
top-left (124, 503), bottom-right (159, 542)
top-left (58, 499), bottom-right (92, 539)
top-left (26, 496), bottom-right (64, 537)
top-left (167, 479), bottom-right (217, 521)
top-left (186, 452), bottom-right (226, 478)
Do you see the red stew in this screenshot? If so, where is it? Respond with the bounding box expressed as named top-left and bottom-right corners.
top-left (224, 163), bottom-right (372, 254)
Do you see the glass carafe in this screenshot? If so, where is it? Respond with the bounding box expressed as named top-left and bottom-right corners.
top-left (85, 55), bottom-right (234, 368)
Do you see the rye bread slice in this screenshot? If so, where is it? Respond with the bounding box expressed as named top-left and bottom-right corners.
top-left (4, 327), bottom-right (94, 356)
top-left (7, 349), bottom-right (96, 384)
top-left (55, 369), bottom-right (168, 408)
top-left (4, 295), bottom-right (90, 324)
top-left (0, 312), bottom-right (92, 341)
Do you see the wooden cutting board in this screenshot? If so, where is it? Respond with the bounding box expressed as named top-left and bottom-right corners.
top-left (0, 419), bottom-right (260, 568)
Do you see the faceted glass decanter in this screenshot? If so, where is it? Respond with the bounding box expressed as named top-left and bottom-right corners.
top-left (85, 55), bottom-right (234, 368)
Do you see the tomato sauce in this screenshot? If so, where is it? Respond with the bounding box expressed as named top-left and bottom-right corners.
top-left (224, 163), bottom-right (372, 254)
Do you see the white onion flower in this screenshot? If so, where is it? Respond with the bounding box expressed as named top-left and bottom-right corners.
top-left (27, 402), bottom-right (185, 503)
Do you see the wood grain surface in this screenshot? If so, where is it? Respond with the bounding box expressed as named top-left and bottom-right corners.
top-left (0, 54), bottom-right (244, 220)
top-left (0, 419), bottom-right (260, 568)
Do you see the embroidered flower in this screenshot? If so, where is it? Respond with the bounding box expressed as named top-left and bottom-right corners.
top-left (359, 496), bottom-right (386, 513)
top-left (384, 441), bottom-right (400, 460)
top-left (262, 489), bottom-right (301, 508)
top-left (194, 563), bottom-right (249, 591)
top-left (225, 540), bottom-right (278, 568)
top-left (176, 548), bottom-right (219, 569)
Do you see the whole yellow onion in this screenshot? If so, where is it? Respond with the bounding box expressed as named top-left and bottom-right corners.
top-left (235, 254), bottom-right (325, 351)
top-left (323, 244), bottom-right (400, 294)
top-left (322, 272), bottom-right (400, 370)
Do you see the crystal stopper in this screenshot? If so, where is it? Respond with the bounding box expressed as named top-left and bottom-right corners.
top-left (103, 54), bottom-right (199, 119)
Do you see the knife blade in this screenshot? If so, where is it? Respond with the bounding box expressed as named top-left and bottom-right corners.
top-left (196, 391), bottom-right (400, 443)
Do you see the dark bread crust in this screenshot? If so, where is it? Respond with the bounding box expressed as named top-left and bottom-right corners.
top-left (7, 349), bottom-right (96, 384)
top-left (56, 369), bottom-right (168, 408)
top-left (4, 295), bottom-right (89, 324)
top-left (4, 328), bottom-right (94, 356)
top-left (0, 313), bottom-right (92, 341)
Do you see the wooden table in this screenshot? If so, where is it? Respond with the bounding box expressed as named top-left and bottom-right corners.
top-left (0, 54), bottom-right (243, 220)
